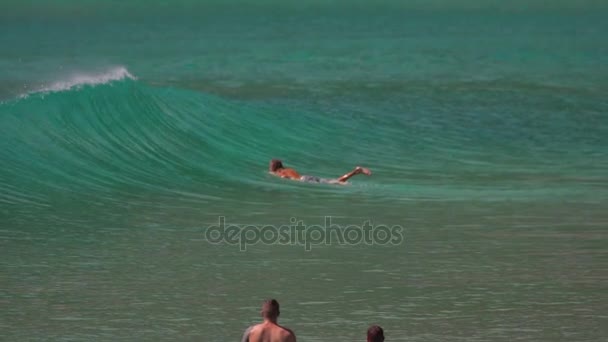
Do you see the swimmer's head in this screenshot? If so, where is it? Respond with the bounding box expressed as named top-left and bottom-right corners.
top-left (367, 325), bottom-right (384, 342)
top-left (269, 159), bottom-right (284, 172)
top-left (261, 299), bottom-right (280, 319)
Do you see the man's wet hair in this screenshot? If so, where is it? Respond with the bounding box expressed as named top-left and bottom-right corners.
top-left (261, 299), bottom-right (280, 319)
top-left (269, 159), bottom-right (284, 172)
top-left (367, 325), bottom-right (384, 342)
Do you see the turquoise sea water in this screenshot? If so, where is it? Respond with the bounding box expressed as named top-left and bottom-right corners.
top-left (1, 1), bottom-right (608, 341)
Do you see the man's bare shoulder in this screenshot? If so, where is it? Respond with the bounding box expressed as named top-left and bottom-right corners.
top-left (247, 323), bottom-right (265, 333)
top-left (275, 324), bottom-right (296, 342)
top-left (282, 326), bottom-right (295, 336)
top-left (282, 327), bottom-right (296, 342)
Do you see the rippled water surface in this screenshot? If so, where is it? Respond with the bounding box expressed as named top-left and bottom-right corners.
top-left (1, 2), bottom-right (608, 341)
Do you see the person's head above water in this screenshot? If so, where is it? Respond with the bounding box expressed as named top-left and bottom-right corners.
top-left (367, 325), bottom-right (384, 342)
top-left (261, 299), bottom-right (280, 321)
top-left (269, 159), bottom-right (284, 172)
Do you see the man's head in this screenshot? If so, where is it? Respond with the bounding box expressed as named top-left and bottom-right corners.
top-left (367, 325), bottom-right (384, 342)
top-left (269, 159), bottom-right (284, 172)
top-left (261, 299), bottom-right (280, 320)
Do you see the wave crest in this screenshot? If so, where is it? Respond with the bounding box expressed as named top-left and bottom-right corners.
top-left (23, 66), bottom-right (136, 98)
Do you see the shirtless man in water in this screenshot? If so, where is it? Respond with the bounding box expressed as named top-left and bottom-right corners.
top-left (269, 159), bottom-right (371, 184)
top-left (241, 299), bottom-right (296, 342)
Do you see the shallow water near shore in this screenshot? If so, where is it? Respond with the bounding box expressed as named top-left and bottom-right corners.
top-left (1, 1), bottom-right (608, 341)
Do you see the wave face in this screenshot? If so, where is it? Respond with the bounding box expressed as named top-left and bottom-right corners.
top-left (1, 72), bottom-right (284, 207)
top-left (1, 68), bottom-right (607, 214)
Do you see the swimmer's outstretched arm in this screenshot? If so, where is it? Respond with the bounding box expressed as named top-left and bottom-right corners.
top-left (337, 166), bottom-right (372, 183)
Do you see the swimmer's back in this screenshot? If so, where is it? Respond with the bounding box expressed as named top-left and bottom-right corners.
top-left (244, 322), bottom-right (296, 342)
top-left (276, 168), bottom-right (301, 180)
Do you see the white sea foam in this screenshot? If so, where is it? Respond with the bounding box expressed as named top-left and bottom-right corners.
top-left (44, 66), bottom-right (136, 92)
top-left (20, 66), bottom-right (136, 98)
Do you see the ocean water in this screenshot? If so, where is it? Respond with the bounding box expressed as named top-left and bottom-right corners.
top-left (1, 1), bottom-right (608, 341)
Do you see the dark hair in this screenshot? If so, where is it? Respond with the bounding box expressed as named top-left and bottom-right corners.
top-left (262, 299), bottom-right (280, 318)
top-left (367, 325), bottom-right (384, 342)
top-left (269, 159), bottom-right (284, 172)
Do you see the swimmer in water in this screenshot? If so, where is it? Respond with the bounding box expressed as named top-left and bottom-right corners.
top-left (269, 159), bottom-right (371, 184)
